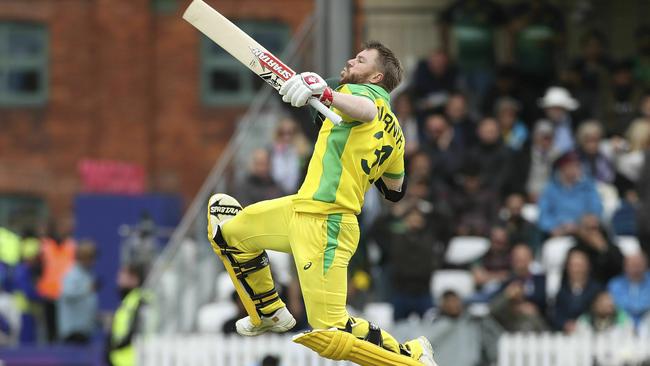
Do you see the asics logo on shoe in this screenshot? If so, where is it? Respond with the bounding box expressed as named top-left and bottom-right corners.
top-left (303, 262), bottom-right (312, 270)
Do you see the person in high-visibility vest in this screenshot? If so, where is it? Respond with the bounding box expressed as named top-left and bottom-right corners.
top-left (0, 226), bottom-right (21, 267)
top-left (109, 264), bottom-right (148, 366)
top-left (12, 234), bottom-right (44, 344)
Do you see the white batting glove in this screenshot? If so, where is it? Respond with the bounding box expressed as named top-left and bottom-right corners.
top-left (279, 72), bottom-right (333, 108)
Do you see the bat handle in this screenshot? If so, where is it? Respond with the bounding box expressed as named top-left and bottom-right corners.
top-left (308, 98), bottom-right (342, 125)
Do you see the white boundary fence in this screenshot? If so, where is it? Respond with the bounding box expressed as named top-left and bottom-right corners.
top-left (136, 334), bottom-right (354, 366)
top-left (499, 333), bottom-right (650, 366)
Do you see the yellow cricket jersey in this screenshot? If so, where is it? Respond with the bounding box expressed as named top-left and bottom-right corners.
top-left (293, 83), bottom-right (405, 215)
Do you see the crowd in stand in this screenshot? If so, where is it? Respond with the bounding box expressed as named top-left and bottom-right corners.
top-left (223, 1), bottom-right (650, 364)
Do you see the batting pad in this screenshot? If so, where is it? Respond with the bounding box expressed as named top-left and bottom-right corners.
top-left (293, 329), bottom-right (423, 366)
top-left (206, 209), bottom-right (262, 327)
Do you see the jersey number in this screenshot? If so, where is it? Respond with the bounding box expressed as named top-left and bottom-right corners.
top-left (361, 131), bottom-right (393, 175)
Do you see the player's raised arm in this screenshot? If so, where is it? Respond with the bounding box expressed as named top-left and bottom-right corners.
top-left (279, 72), bottom-right (377, 122)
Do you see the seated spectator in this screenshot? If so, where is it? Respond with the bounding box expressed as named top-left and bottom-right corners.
top-left (639, 139), bottom-right (650, 256)
top-left (576, 291), bottom-right (633, 336)
top-left (463, 117), bottom-right (512, 194)
top-left (482, 65), bottom-right (532, 123)
top-left (573, 214), bottom-right (623, 284)
top-left (269, 118), bottom-right (309, 195)
top-left (445, 92), bottom-right (477, 147)
top-left (608, 252), bottom-right (650, 326)
top-left (489, 245), bottom-right (548, 332)
top-left (421, 113), bottom-right (465, 187)
top-left (538, 151), bottom-right (603, 237)
top-left (502, 193), bottom-right (541, 251)
top-left (12, 239), bottom-right (44, 344)
top-left (552, 249), bottom-right (602, 333)
top-left (58, 241), bottom-right (98, 344)
top-left (538, 86), bottom-right (579, 155)
top-left (611, 182), bottom-right (639, 237)
top-left (512, 120), bottom-right (560, 201)
top-left (472, 226), bottom-right (512, 297)
top-left (599, 59), bottom-right (644, 137)
top-left (446, 162), bottom-right (499, 236)
top-left (236, 148), bottom-right (283, 206)
top-left (495, 97), bottom-right (529, 151)
top-left (610, 118), bottom-right (650, 184)
top-left (576, 120), bottom-right (615, 184)
top-left (424, 290), bottom-right (502, 366)
top-left (393, 93), bottom-right (420, 157)
top-left (411, 50), bottom-right (459, 114)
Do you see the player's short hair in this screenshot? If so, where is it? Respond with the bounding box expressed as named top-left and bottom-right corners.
top-left (363, 41), bottom-right (403, 92)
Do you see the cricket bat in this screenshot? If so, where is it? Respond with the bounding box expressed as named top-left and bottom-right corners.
top-left (183, 0), bottom-right (342, 125)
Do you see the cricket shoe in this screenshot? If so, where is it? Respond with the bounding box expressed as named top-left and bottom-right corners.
top-left (207, 193), bottom-right (242, 237)
top-left (236, 306), bottom-right (297, 336)
top-left (417, 336), bottom-right (439, 366)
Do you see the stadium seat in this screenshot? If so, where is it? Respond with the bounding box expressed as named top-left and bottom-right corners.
top-left (445, 236), bottom-right (490, 265)
top-left (197, 301), bottom-right (238, 333)
top-left (431, 270), bottom-right (475, 300)
top-left (596, 182), bottom-right (620, 223)
top-left (522, 203), bottom-right (539, 223)
top-left (615, 236), bottom-right (642, 257)
top-left (541, 236), bottom-right (575, 271)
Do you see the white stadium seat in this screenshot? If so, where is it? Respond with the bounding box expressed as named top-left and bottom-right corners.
top-left (521, 203), bottom-right (539, 223)
top-left (616, 235), bottom-right (642, 257)
top-left (541, 236), bottom-right (575, 271)
top-left (431, 270), bottom-right (475, 300)
top-left (445, 236), bottom-right (490, 265)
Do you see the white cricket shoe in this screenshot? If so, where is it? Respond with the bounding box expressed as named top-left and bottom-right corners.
top-left (236, 306), bottom-right (297, 336)
top-left (417, 336), bottom-right (439, 366)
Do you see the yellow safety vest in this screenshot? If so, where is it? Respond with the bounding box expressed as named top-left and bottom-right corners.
top-left (110, 288), bottom-right (146, 366)
top-left (0, 227), bottom-right (21, 266)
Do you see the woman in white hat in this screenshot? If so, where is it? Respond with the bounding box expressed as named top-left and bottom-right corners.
top-left (538, 86), bottom-right (580, 155)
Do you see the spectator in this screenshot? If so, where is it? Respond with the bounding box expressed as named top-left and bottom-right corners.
top-left (37, 223), bottom-right (76, 342)
top-left (444, 92), bottom-right (477, 148)
top-left (120, 212), bottom-right (158, 273)
top-left (269, 118), bottom-right (309, 195)
top-left (572, 214), bottom-right (623, 284)
top-left (538, 86), bottom-right (579, 155)
top-left (599, 60), bottom-right (645, 137)
top-left (372, 177), bottom-right (447, 320)
top-left (472, 226), bottom-right (512, 299)
top-left (552, 249), bottom-right (602, 333)
top-left (607, 253), bottom-right (650, 326)
top-left (421, 113), bottom-right (465, 187)
top-left (0, 223), bottom-right (21, 267)
top-left (511, 120), bottom-right (559, 201)
top-left (406, 150), bottom-right (432, 183)
top-left (58, 241), bottom-right (98, 344)
top-left (109, 265), bottom-right (148, 366)
top-left (495, 97), bottom-right (529, 151)
top-left (489, 245), bottom-right (548, 332)
top-left (236, 148), bottom-right (284, 206)
top-left (260, 355), bottom-right (280, 366)
top-left (632, 25), bottom-right (650, 87)
top-left (439, 0), bottom-right (505, 105)
top-left (411, 50), bottom-right (460, 114)
top-left (423, 290), bottom-right (502, 366)
top-left (502, 193), bottom-right (541, 251)
top-left (576, 121), bottom-right (615, 184)
top-left (0, 279), bottom-right (20, 346)
top-left (567, 30), bottom-right (611, 119)
top-left (393, 93), bottom-right (420, 156)
top-left (576, 291), bottom-right (634, 337)
top-left (639, 138), bottom-right (650, 256)
top-left (482, 65), bottom-right (533, 123)
top-left (611, 180), bottom-right (640, 237)
top-left (464, 117), bottom-right (512, 195)
top-left (507, 0), bottom-right (565, 93)
top-left (446, 162), bottom-right (499, 236)
top-left (612, 118), bottom-right (650, 184)
top-left (538, 151), bottom-right (603, 237)
top-left (12, 237), bottom-right (44, 344)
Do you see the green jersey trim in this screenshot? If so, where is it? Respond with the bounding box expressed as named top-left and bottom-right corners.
top-left (312, 125), bottom-right (354, 203)
top-left (323, 213), bottom-right (342, 275)
top-left (382, 171), bottom-right (405, 179)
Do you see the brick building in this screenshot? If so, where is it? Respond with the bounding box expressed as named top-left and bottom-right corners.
top-left (0, 0), bottom-right (315, 227)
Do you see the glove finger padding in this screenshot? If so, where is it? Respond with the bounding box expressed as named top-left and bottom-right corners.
top-left (285, 81), bottom-right (305, 104)
top-left (279, 75), bottom-right (300, 96)
top-left (291, 86), bottom-right (311, 107)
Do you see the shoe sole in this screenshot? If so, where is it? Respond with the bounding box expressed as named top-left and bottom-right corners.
top-left (236, 317), bottom-right (297, 337)
top-left (417, 336), bottom-right (438, 366)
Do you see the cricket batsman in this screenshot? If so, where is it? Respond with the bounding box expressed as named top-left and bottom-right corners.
top-left (207, 41), bottom-right (438, 366)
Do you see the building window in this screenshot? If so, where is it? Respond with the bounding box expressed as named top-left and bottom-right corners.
top-left (201, 21), bottom-right (290, 106)
top-left (0, 22), bottom-right (48, 106)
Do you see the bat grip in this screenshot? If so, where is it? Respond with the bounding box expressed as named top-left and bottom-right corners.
top-left (308, 98), bottom-right (342, 125)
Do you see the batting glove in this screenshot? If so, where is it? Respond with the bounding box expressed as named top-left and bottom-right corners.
top-left (279, 72), bottom-right (333, 108)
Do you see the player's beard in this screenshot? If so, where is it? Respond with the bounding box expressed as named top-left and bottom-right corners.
top-left (340, 68), bottom-right (374, 85)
